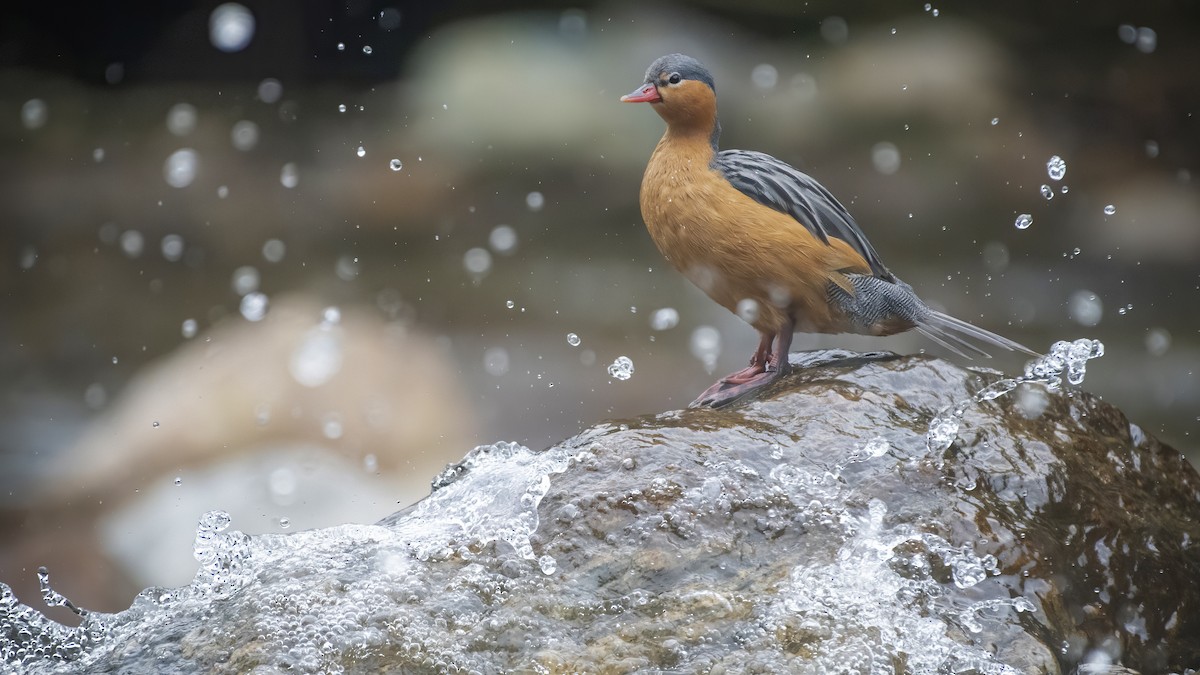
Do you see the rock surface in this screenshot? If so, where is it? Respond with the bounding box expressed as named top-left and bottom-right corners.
top-left (3, 350), bottom-right (1198, 674)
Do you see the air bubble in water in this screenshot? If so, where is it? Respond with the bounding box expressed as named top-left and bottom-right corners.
top-left (1040, 184), bottom-right (1053, 200)
top-left (538, 554), bottom-right (558, 575)
top-left (607, 356), bottom-right (634, 381)
top-left (990, 117), bottom-right (999, 126)
top-left (356, 145), bottom-right (366, 158)
top-left (926, 411), bottom-right (960, 453)
top-left (1014, 213), bottom-right (1033, 230)
top-left (362, 45), bottom-right (373, 55)
top-left (1046, 155), bottom-right (1067, 181)
top-left (566, 333), bottom-right (581, 347)
top-left (389, 158), bottom-right (403, 171)
top-left (279, 517), bottom-right (291, 529)
top-left (1103, 204), bottom-right (1116, 215)
top-left (526, 191), bottom-right (545, 211)
top-left (338, 103), bottom-right (347, 113)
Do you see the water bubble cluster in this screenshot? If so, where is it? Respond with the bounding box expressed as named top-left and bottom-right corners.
top-left (1046, 155), bottom-right (1067, 181)
top-left (607, 356), bottom-right (634, 381)
top-left (926, 338), bottom-right (1105, 452)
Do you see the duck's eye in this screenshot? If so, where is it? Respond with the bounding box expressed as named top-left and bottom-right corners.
top-left (668, 72), bottom-right (682, 85)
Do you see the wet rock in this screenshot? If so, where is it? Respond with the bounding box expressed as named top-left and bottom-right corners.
top-left (3, 350), bottom-right (1198, 674)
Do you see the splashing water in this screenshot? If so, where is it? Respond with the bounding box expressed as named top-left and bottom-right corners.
top-left (926, 338), bottom-right (1105, 453)
top-left (1046, 155), bottom-right (1067, 181)
top-left (607, 355), bottom-right (634, 380)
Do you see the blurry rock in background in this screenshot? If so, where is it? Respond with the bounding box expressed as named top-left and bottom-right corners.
top-left (2, 297), bottom-right (473, 612)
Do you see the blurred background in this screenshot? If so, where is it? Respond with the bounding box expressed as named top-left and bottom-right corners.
top-left (1, 1), bottom-right (1197, 619)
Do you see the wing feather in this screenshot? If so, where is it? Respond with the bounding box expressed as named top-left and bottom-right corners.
top-left (712, 149), bottom-right (893, 280)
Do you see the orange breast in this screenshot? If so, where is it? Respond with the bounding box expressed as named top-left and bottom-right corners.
top-left (639, 135), bottom-right (872, 335)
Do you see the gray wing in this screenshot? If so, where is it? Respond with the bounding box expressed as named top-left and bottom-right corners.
top-left (712, 149), bottom-right (893, 280)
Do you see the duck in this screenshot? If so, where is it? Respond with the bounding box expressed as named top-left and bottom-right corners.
top-left (621, 53), bottom-right (1035, 407)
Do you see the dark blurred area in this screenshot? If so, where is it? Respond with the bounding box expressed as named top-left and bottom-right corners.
top-left (1, 1), bottom-right (1197, 618)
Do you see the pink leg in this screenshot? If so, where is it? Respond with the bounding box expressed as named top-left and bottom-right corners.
top-left (691, 318), bottom-right (795, 408)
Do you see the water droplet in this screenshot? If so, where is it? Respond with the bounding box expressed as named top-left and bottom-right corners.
top-left (566, 333), bottom-right (581, 347)
top-left (871, 141), bottom-right (901, 175)
top-left (164, 148), bottom-right (199, 188)
top-left (231, 266), bottom-right (260, 295)
top-left (336, 42), bottom-right (345, 52)
top-left (505, 300), bottom-right (515, 309)
top-left (356, 145), bottom-right (366, 158)
top-left (990, 117), bottom-right (999, 126)
top-left (736, 298), bottom-right (760, 323)
top-left (488, 225), bottom-right (517, 254)
top-left (280, 162), bottom-right (299, 188)
top-left (362, 45), bottom-right (373, 55)
top-left (152, 421), bottom-right (160, 428)
top-left (1067, 289), bottom-right (1102, 327)
top-left (607, 356), bottom-right (634, 381)
top-left (209, 3), bottom-right (255, 53)
top-left (181, 318), bottom-right (198, 339)
top-left (462, 247), bottom-right (492, 279)
top-left (1040, 184), bottom-right (1053, 200)
top-left (174, 476), bottom-right (182, 486)
top-left (1145, 327), bottom-right (1171, 356)
top-left (690, 326), bottom-right (722, 373)
top-left (120, 230), bottom-right (144, 258)
top-left (279, 517), bottom-right (291, 529)
top-left (230, 120), bottom-right (259, 151)
top-left (389, 158), bottom-right (403, 171)
top-left (483, 347), bottom-right (510, 376)
top-left (1103, 204), bottom-right (1116, 215)
top-left (1046, 155), bottom-right (1067, 181)
top-left (650, 307), bottom-right (679, 331)
top-left (257, 78), bottom-right (282, 104)
top-left (21, 98), bottom-right (47, 130)
top-left (751, 63), bottom-right (778, 89)
top-left (538, 554), bottom-right (557, 575)
top-left (338, 103), bottom-right (347, 113)
top-left (240, 292), bottom-right (269, 321)
top-left (262, 238), bottom-right (286, 263)
top-left (1014, 213), bottom-right (1033, 230)
top-left (1061, 185), bottom-right (1069, 194)
top-left (166, 103), bottom-right (197, 136)
top-left (161, 234), bottom-right (185, 261)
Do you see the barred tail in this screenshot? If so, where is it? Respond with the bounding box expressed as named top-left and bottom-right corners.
top-left (916, 310), bottom-right (1038, 360)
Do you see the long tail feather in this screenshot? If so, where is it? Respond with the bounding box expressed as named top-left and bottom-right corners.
top-left (918, 310), bottom-right (1038, 359)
